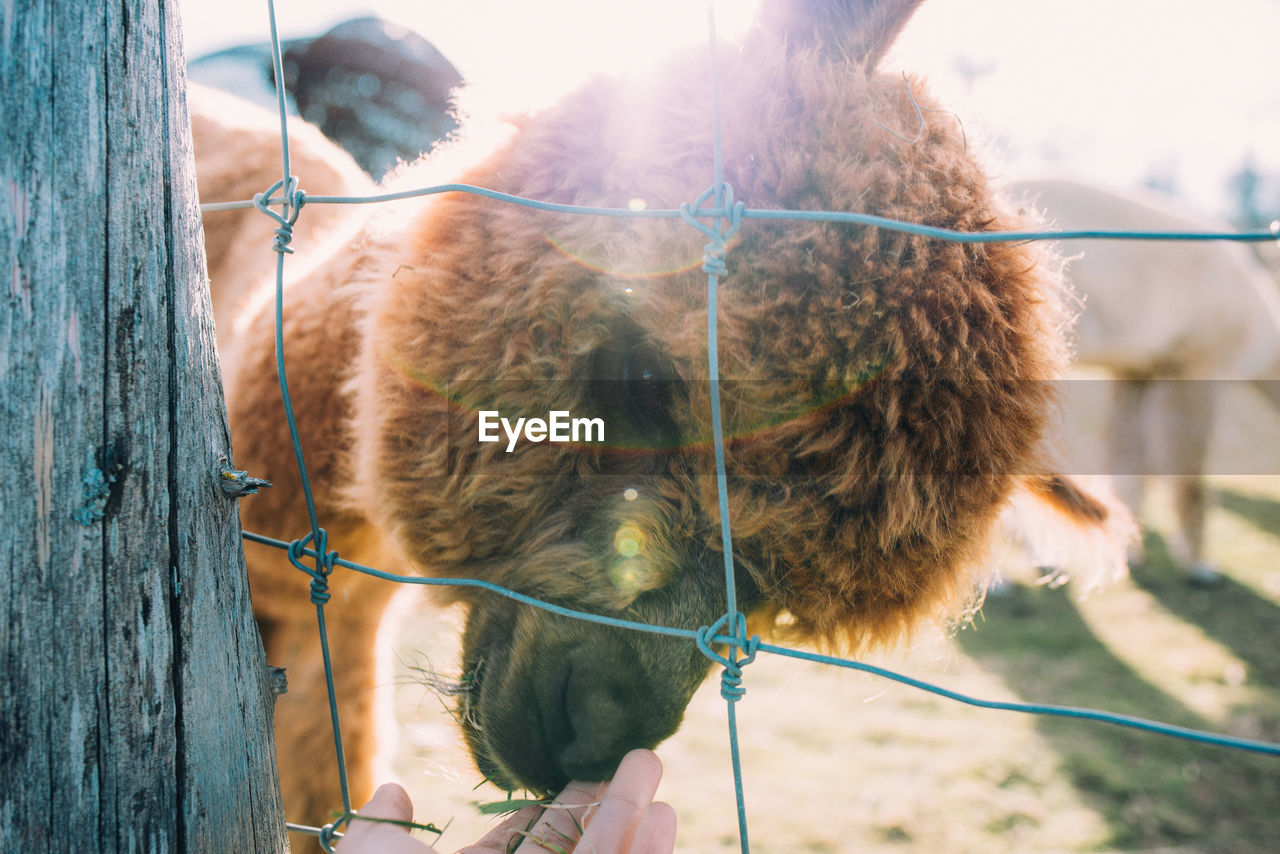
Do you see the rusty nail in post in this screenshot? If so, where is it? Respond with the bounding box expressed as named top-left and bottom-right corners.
top-left (220, 468), bottom-right (273, 498)
top-left (268, 665), bottom-right (288, 696)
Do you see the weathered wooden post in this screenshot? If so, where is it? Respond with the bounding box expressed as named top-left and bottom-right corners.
top-left (1, 1), bottom-right (287, 850)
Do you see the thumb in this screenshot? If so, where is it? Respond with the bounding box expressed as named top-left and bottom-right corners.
top-left (338, 783), bottom-right (432, 851)
top-left (357, 783), bottom-right (415, 822)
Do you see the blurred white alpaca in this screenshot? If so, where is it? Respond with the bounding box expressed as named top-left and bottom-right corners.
top-left (1010, 178), bottom-right (1280, 586)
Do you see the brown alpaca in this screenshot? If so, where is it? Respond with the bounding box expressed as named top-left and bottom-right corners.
top-left (1010, 178), bottom-right (1280, 586)
top-left (196, 0), bottom-right (1123, 830)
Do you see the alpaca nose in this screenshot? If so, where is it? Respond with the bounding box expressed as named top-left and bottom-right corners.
top-left (549, 646), bottom-right (654, 782)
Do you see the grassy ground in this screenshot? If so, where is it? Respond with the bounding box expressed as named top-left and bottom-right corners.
top-left (378, 387), bottom-right (1280, 853)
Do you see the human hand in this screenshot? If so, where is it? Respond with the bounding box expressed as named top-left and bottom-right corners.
top-left (338, 749), bottom-right (676, 854)
top-left (337, 782), bottom-right (435, 853)
top-left (460, 749), bottom-right (676, 853)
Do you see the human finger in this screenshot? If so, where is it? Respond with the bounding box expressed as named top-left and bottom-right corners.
top-left (625, 802), bottom-right (677, 854)
top-left (357, 783), bottom-right (414, 822)
top-left (338, 783), bottom-right (437, 853)
top-left (454, 804), bottom-right (544, 854)
top-left (511, 749), bottom-right (665, 852)
top-left (573, 750), bottom-right (665, 852)
top-left (511, 779), bottom-right (607, 852)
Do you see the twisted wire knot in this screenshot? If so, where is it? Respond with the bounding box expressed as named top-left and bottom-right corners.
top-left (317, 818), bottom-right (345, 853)
top-left (287, 528), bottom-right (339, 605)
top-left (679, 183), bottom-right (745, 277)
top-left (253, 176), bottom-right (306, 255)
top-left (696, 612), bottom-right (761, 702)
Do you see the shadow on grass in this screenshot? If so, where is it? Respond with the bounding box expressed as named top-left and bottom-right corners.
top-left (1218, 488), bottom-right (1280, 539)
top-left (958, 575), bottom-right (1280, 853)
top-left (1131, 532), bottom-right (1280, 689)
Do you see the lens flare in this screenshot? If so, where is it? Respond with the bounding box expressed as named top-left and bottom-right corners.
top-left (609, 556), bottom-right (651, 597)
top-left (614, 523), bottom-right (645, 557)
top-left (541, 230), bottom-right (723, 281)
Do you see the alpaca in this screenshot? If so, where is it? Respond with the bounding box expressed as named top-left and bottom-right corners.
top-left (1008, 178), bottom-right (1280, 585)
top-left (196, 0), bottom-right (1125, 829)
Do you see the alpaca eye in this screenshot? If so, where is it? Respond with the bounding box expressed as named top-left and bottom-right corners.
top-left (617, 345), bottom-right (672, 413)
top-left (589, 339), bottom-right (680, 450)
top-left (620, 348), bottom-right (661, 384)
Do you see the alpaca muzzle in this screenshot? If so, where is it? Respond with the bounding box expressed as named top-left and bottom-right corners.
top-left (459, 597), bottom-right (709, 794)
top-left (545, 644), bottom-right (670, 783)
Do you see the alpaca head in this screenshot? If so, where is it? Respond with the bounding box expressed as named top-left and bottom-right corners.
top-left (351, 0), bottom-right (1100, 793)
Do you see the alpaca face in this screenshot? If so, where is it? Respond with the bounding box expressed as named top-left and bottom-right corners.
top-left (455, 525), bottom-right (741, 790)
top-left (346, 0), bottom-right (1089, 793)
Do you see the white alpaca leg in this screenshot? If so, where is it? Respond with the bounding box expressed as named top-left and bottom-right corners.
top-left (1161, 380), bottom-right (1221, 585)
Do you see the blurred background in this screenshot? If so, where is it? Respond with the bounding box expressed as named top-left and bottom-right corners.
top-left (181, 0), bottom-right (1280, 220)
top-left (182, 2), bottom-right (1280, 851)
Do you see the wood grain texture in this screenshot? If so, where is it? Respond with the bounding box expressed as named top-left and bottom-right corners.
top-left (0, 1), bottom-right (286, 849)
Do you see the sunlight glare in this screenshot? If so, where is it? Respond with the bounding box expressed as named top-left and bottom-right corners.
top-left (374, 0), bottom-right (763, 114)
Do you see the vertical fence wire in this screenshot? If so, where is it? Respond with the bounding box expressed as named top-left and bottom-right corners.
top-left (700, 5), bottom-right (754, 848)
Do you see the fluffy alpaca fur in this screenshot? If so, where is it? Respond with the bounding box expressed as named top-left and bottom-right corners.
top-left (195, 0), bottom-right (1125, 828)
top-left (1010, 178), bottom-right (1280, 583)
top-left (189, 84), bottom-right (375, 356)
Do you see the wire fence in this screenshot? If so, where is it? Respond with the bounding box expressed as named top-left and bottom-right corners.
top-left (208, 2), bottom-right (1280, 850)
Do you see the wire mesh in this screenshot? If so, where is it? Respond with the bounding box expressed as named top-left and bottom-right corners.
top-left (209, 1), bottom-right (1280, 850)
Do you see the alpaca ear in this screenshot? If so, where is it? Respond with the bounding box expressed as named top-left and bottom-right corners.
top-left (759, 0), bottom-right (925, 69)
top-left (1023, 474), bottom-right (1110, 525)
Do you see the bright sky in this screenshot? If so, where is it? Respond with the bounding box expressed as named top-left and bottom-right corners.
top-left (180, 0), bottom-right (1280, 218)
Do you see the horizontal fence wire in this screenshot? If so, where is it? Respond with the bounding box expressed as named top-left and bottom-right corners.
top-left (220, 1), bottom-right (1280, 850)
top-left (205, 186), bottom-right (1280, 244)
